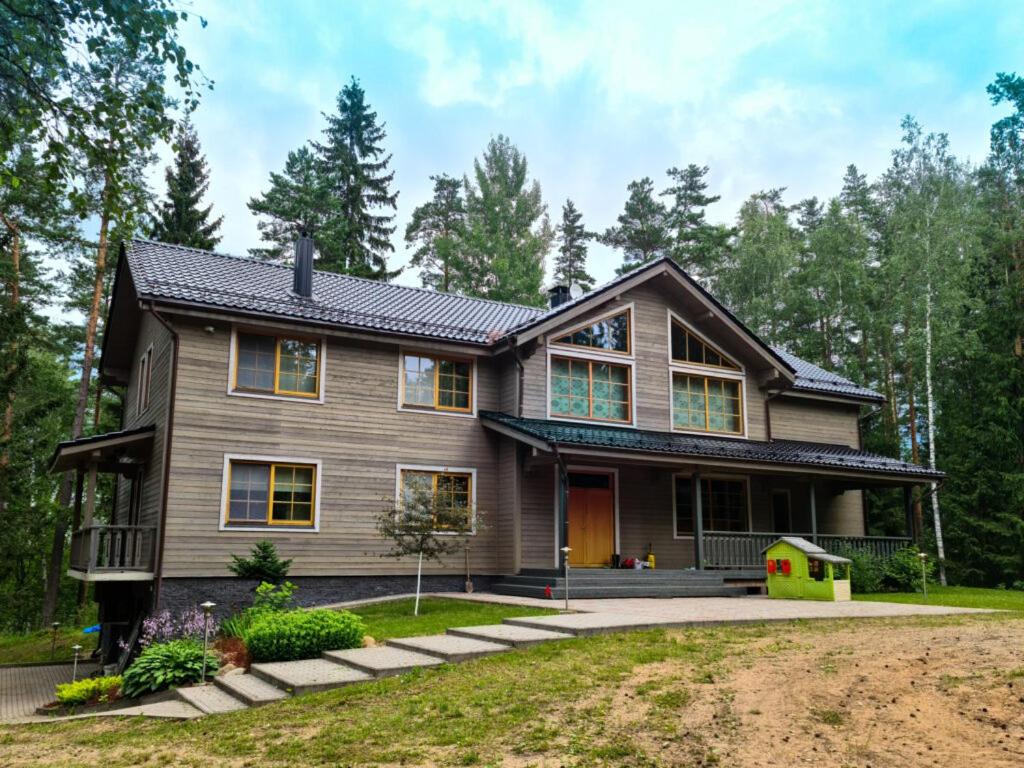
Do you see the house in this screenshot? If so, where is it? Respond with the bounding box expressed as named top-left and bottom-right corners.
top-left (50, 237), bottom-right (941, 658)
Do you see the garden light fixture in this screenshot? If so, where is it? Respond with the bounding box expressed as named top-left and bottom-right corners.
top-left (71, 644), bottom-right (82, 682)
top-left (560, 546), bottom-right (572, 611)
top-left (200, 601), bottom-right (216, 683)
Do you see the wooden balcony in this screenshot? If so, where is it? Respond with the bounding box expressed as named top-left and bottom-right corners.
top-left (68, 525), bottom-right (156, 581)
top-left (701, 531), bottom-right (913, 570)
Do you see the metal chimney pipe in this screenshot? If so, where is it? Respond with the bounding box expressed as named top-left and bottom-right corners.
top-left (293, 236), bottom-right (314, 298)
top-left (548, 284), bottom-right (570, 309)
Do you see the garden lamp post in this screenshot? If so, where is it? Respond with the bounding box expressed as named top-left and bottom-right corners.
top-left (199, 601), bottom-right (216, 684)
top-left (918, 552), bottom-right (928, 600)
top-left (71, 644), bottom-right (82, 682)
top-left (560, 546), bottom-right (572, 612)
top-left (50, 622), bottom-right (60, 660)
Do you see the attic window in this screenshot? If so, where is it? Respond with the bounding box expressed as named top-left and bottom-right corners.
top-left (671, 320), bottom-right (739, 370)
top-left (552, 310), bottom-right (630, 354)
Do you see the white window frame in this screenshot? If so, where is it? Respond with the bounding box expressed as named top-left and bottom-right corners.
top-left (395, 463), bottom-right (478, 535)
top-left (666, 309), bottom-right (748, 438)
top-left (671, 472), bottom-right (753, 539)
top-left (226, 324), bottom-right (327, 404)
top-left (136, 344), bottom-right (153, 417)
top-left (545, 303), bottom-right (637, 428)
top-left (219, 453), bottom-right (323, 532)
top-left (396, 349), bottom-right (478, 419)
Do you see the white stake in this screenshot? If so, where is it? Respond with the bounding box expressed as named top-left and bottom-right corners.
top-left (414, 550), bottom-right (423, 616)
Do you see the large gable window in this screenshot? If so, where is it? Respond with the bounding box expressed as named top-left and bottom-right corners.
top-left (550, 356), bottom-right (631, 422)
top-left (672, 373), bottom-right (742, 434)
top-left (671, 321), bottom-right (739, 370)
top-left (233, 331), bottom-right (321, 398)
top-left (552, 309), bottom-right (630, 354)
top-left (225, 459), bottom-right (317, 528)
top-left (401, 354), bottom-right (473, 413)
top-left (674, 476), bottom-right (748, 535)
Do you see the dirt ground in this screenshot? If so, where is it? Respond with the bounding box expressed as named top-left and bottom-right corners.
top-left (615, 617), bottom-right (1024, 767)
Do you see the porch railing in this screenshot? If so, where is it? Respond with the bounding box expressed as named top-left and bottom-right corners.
top-left (701, 531), bottom-right (913, 570)
top-left (69, 525), bottom-right (156, 574)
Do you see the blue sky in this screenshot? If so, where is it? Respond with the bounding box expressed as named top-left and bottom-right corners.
top-left (164, 0), bottom-right (1022, 287)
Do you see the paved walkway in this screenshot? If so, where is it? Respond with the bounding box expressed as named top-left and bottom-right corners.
top-left (0, 663), bottom-right (99, 722)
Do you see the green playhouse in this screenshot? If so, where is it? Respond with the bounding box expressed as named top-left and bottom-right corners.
top-left (763, 536), bottom-right (852, 601)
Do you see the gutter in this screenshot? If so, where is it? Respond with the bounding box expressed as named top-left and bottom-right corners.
top-left (143, 302), bottom-right (179, 609)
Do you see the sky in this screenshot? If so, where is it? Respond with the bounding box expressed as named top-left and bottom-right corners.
top-left (157, 0), bottom-right (1023, 288)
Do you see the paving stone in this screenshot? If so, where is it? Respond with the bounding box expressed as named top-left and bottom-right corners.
top-left (504, 612), bottom-right (680, 636)
top-left (251, 659), bottom-right (372, 695)
top-left (175, 684), bottom-right (247, 714)
top-left (446, 623), bottom-right (574, 648)
top-left (324, 646), bottom-right (444, 678)
top-left (214, 673), bottom-right (288, 706)
top-left (386, 634), bottom-right (511, 662)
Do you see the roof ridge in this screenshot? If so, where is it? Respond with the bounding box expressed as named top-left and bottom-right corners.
top-left (129, 238), bottom-right (548, 314)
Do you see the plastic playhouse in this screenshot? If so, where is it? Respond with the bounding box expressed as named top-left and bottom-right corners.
top-left (763, 536), bottom-right (852, 601)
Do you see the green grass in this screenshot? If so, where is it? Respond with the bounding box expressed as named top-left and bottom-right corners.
top-left (348, 597), bottom-right (559, 640)
top-left (854, 585), bottom-right (1024, 612)
top-left (0, 624), bottom-right (97, 665)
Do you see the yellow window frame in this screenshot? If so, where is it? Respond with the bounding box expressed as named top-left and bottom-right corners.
top-left (401, 353), bottom-right (473, 413)
top-left (224, 460), bottom-right (317, 528)
top-left (550, 355), bottom-right (632, 423)
top-left (399, 470), bottom-right (473, 531)
top-left (672, 372), bottom-right (744, 435)
top-left (233, 330), bottom-right (321, 399)
top-left (551, 308), bottom-right (632, 356)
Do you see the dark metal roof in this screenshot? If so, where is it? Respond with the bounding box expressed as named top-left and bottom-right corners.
top-left (123, 240), bottom-right (881, 401)
top-left (49, 425), bottom-right (156, 472)
top-left (480, 411), bottom-right (943, 481)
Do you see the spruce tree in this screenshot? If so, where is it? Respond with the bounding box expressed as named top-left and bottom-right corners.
top-left (552, 199), bottom-right (594, 292)
top-left (150, 119), bottom-right (223, 250)
top-left (661, 164), bottom-right (732, 278)
top-left (315, 77), bottom-right (397, 279)
top-left (462, 135), bottom-right (553, 306)
top-left (405, 174), bottom-right (467, 292)
top-left (602, 177), bottom-right (671, 275)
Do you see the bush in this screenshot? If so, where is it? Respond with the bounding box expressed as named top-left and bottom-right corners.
top-left (841, 548), bottom-right (885, 594)
top-left (55, 675), bottom-right (122, 706)
top-left (883, 546), bottom-right (934, 592)
top-left (245, 610), bottom-right (365, 663)
top-left (121, 639), bottom-right (219, 698)
top-left (219, 581), bottom-right (296, 639)
top-left (228, 540), bottom-right (292, 584)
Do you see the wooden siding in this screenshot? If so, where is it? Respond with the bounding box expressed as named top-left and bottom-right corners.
top-left (768, 396), bottom-right (861, 447)
top-left (161, 316), bottom-right (508, 578)
top-left (520, 463), bottom-right (555, 569)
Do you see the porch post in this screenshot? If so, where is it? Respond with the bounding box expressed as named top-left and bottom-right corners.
top-left (903, 485), bottom-right (916, 542)
top-left (72, 468), bottom-right (84, 531)
top-left (83, 459), bottom-right (98, 529)
top-left (692, 471), bottom-right (704, 570)
top-left (809, 480), bottom-right (818, 544)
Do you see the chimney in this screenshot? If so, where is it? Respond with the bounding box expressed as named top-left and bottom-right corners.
top-left (292, 235), bottom-right (314, 298)
top-left (548, 284), bottom-right (571, 309)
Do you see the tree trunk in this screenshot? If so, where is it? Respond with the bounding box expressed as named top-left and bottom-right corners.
top-left (904, 361), bottom-right (923, 539)
top-left (923, 278), bottom-right (948, 584)
top-left (0, 212), bottom-right (21, 472)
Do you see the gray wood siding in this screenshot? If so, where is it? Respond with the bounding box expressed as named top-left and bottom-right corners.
top-left (769, 396), bottom-right (860, 447)
top-left (161, 317), bottom-right (505, 578)
top-left (520, 463), bottom-right (555, 569)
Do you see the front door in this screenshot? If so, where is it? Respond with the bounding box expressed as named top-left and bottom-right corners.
top-left (567, 472), bottom-right (614, 566)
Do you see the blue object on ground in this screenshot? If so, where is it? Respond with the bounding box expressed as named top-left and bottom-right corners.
top-left (83, 624), bottom-right (100, 633)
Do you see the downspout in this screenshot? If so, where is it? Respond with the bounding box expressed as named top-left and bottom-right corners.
top-left (144, 303), bottom-right (179, 610)
top-left (551, 443), bottom-right (570, 569)
top-left (508, 335), bottom-right (526, 417)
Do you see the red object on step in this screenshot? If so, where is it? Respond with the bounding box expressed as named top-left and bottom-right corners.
top-left (544, 585), bottom-right (553, 599)
top-left (766, 559), bottom-right (777, 574)
top-left (781, 559), bottom-right (792, 575)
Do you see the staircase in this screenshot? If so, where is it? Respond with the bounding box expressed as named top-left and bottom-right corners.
top-left (489, 568), bottom-right (764, 600)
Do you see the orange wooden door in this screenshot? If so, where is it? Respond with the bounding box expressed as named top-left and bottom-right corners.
top-left (567, 485), bottom-right (614, 566)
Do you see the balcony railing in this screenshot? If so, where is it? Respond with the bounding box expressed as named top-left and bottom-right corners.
top-left (69, 525), bottom-right (156, 576)
top-left (701, 531), bottom-right (913, 570)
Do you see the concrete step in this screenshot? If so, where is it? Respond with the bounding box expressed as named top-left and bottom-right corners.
top-left (490, 583), bottom-right (750, 600)
top-left (175, 684), bottom-right (248, 714)
top-left (504, 612), bottom-right (681, 637)
top-left (214, 672), bottom-right (289, 706)
top-left (251, 658), bottom-right (373, 696)
top-left (323, 645), bottom-right (444, 678)
top-left (446, 623), bottom-right (574, 648)
top-left (518, 568), bottom-right (765, 581)
top-left (386, 634), bottom-right (511, 663)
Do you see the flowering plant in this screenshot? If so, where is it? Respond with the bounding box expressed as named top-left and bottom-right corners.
top-left (119, 607), bottom-right (219, 651)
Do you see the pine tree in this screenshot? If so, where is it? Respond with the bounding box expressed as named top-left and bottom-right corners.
top-left (404, 174), bottom-right (466, 292)
top-left (552, 199), bottom-right (594, 292)
top-left (661, 164), bottom-right (732, 279)
top-left (150, 119), bottom-right (223, 250)
top-left (462, 135), bottom-right (553, 306)
top-left (248, 146), bottom-right (331, 261)
top-left (315, 77), bottom-right (397, 279)
top-left (602, 177), bottom-right (671, 275)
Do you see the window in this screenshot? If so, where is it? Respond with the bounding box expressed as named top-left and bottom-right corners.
top-left (552, 310), bottom-right (630, 354)
top-left (399, 469), bottom-right (473, 531)
top-left (550, 356), bottom-right (631, 422)
top-left (225, 460), bottom-right (316, 527)
top-left (670, 321), bottom-right (738, 369)
top-left (672, 373), bottom-right (742, 434)
top-left (401, 354), bottom-right (472, 412)
top-left (674, 476), bottom-right (748, 535)
top-left (233, 331), bottom-right (321, 398)
top-left (137, 346), bottom-right (152, 416)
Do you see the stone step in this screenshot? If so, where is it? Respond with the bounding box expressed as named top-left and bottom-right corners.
top-left (175, 684), bottom-right (248, 715)
top-left (504, 612), bottom-right (680, 637)
top-left (446, 623), bottom-right (574, 648)
top-left (323, 645), bottom-right (444, 678)
top-left (386, 634), bottom-right (511, 663)
top-left (214, 672), bottom-right (289, 706)
top-left (251, 658), bottom-right (373, 696)
top-left (490, 583), bottom-right (749, 600)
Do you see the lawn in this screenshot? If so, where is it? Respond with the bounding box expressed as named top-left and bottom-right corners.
top-left (348, 597), bottom-right (558, 640)
top-left (854, 585), bottom-right (1024, 612)
top-left (0, 623), bottom-right (98, 665)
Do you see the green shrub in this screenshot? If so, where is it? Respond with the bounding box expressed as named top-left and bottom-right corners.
top-left (228, 540), bottom-right (292, 584)
top-left (840, 547), bottom-right (885, 594)
top-left (121, 639), bottom-right (218, 698)
top-left (55, 675), bottom-right (122, 706)
top-left (883, 546), bottom-right (934, 592)
top-left (219, 581), bottom-right (296, 639)
top-left (245, 609), bottom-right (365, 662)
